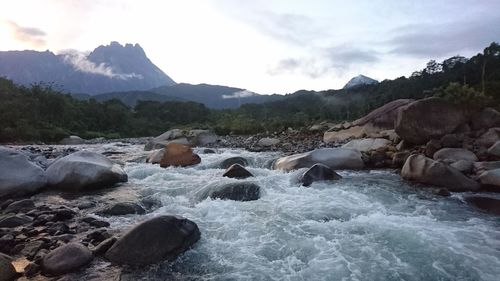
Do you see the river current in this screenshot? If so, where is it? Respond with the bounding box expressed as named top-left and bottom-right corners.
top-left (83, 143), bottom-right (500, 280)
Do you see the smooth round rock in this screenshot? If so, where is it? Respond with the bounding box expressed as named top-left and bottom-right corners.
top-left (41, 243), bottom-right (93, 276)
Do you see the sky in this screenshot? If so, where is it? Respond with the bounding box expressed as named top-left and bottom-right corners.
top-left (1, 0), bottom-right (499, 94)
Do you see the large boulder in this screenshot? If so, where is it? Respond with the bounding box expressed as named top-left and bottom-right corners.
top-left (0, 147), bottom-right (47, 199)
top-left (186, 130), bottom-right (217, 146)
top-left (476, 128), bottom-right (500, 149)
top-left (433, 148), bottom-right (478, 163)
top-left (465, 196), bottom-right (500, 215)
top-left (147, 149), bottom-right (165, 164)
top-left (222, 164), bottom-right (253, 179)
top-left (488, 141), bottom-right (500, 157)
top-left (395, 98), bottom-right (467, 144)
top-left (341, 138), bottom-right (391, 152)
top-left (323, 126), bottom-right (365, 143)
top-left (41, 243), bottom-right (93, 276)
top-left (144, 129), bottom-right (185, 151)
top-left (470, 108), bottom-right (500, 130)
top-left (352, 99), bottom-right (414, 129)
top-left (478, 169), bottom-right (500, 190)
top-left (274, 148), bottom-right (364, 172)
top-left (257, 137), bottom-right (280, 147)
top-left (159, 143), bottom-right (201, 168)
top-left (105, 215), bottom-right (200, 266)
top-left (60, 135), bottom-right (85, 145)
top-left (220, 157), bottom-right (248, 169)
top-left (401, 154), bottom-right (480, 191)
top-left (0, 254), bottom-right (17, 281)
top-left (299, 164), bottom-right (342, 186)
top-left (46, 151), bottom-right (127, 192)
top-left (196, 182), bottom-right (261, 201)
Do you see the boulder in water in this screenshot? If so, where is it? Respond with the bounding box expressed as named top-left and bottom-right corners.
top-left (465, 196), bottom-right (500, 215)
top-left (401, 154), bottom-right (479, 191)
top-left (223, 164), bottom-right (253, 179)
top-left (41, 243), bottom-right (93, 276)
top-left (196, 182), bottom-right (261, 201)
top-left (46, 151), bottom-right (127, 191)
top-left (186, 129), bottom-right (218, 146)
top-left (274, 148), bottom-right (364, 171)
top-left (220, 157), bottom-right (248, 169)
top-left (160, 143), bottom-right (201, 168)
top-left (105, 215), bottom-right (200, 266)
top-left (60, 136), bottom-right (85, 145)
top-left (144, 129), bottom-right (185, 151)
top-left (299, 163), bottom-right (342, 186)
top-left (0, 147), bottom-right (47, 199)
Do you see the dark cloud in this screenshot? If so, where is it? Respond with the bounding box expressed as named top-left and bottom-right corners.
top-left (387, 15), bottom-right (500, 58)
top-left (7, 21), bottom-right (47, 47)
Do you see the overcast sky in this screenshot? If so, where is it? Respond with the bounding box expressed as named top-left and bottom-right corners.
top-left (1, 0), bottom-right (499, 94)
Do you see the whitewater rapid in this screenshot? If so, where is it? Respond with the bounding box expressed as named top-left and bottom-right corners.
top-left (89, 144), bottom-right (500, 281)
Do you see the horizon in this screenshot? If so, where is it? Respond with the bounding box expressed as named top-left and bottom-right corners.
top-left (1, 0), bottom-right (499, 95)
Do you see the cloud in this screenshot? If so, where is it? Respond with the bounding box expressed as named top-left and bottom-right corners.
top-left (6, 21), bottom-right (47, 47)
top-left (222, 90), bottom-right (257, 99)
top-left (60, 50), bottom-right (143, 80)
top-left (268, 46), bottom-right (379, 78)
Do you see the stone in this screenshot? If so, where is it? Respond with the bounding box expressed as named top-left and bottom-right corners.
top-left (473, 161), bottom-right (500, 173)
top-left (186, 130), bottom-right (217, 146)
top-left (478, 169), bottom-right (500, 190)
top-left (401, 154), bottom-right (480, 191)
top-left (222, 164), bottom-right (253, 179)
top-left (0, 147), bottom-right (47, 199)
top-left (81, 217), bottom-right (110, 228)
top-left (450, 160), bottom-right (473, 174)
top-left (298, 163), bottom-right (342, 186)
top-left (59, 136), bottom-right (85, 145)
top-left (144, 129), bottom-right (185, 151)
top-left (392, 151), bottom-right (410, 168)
top-left (487, 141), bottom-right (500, 157)
top-left (105, 215), bottom-right (200, 266)
top-left (323, 126), bottom-right (365, 143)
top-left (98, 202), bottom-right (146, 216)
top-left (424, 139), bottom-right (441, 158)
top-left (92, 237), bottom-right (117, 256)
top-left (159, 143), bottom-right (201, 168)
top-left (46, 151), bottom-right (127, 191)
top-left (0, 214), bottom-right (33, 227)
top-left (203, 148), bottom-right (216, 154)
top-left (41, 243), bottom-right (93, 276)
top-left (395, 97), bottom-right (467, 144)
top-left (440, 134), bottom-right (462, 148)
top-left (470, 108), bottom-right (500, 130)
top-left (352, 99), bottom-right (414, 130)
top-left (341, 138), bottom-right (390, 152)
top-left (465, 196), bottom-right (500, 215)
top-left (196, 182), bottom-right (261, 201)
top-left (274, 148), bottom-right (364, 171)
top-left (220, 157), bottom-right (248, 169)
top-left (433, 148), bottom-right (478, 163)
top-left (0, 254), bottom-right (17, 281)
top-left (475, 128), bottom-right (500, 148)
top-left (4, 199), bottom-right (35, 213)
top-left (147, 149), bottom-right (165, 164)
top-left (257, 137), bottom-right (280, 147)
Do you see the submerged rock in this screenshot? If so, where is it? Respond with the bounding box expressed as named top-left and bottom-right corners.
top-left (465, 196), bottom-right (500, 215)
top-left (160, 143), bottom-right (201, 168)
top-left (299, 163), bottom-right (342, 186)
top-left (220, 157), bottom-right (248, 169)
top-left (46, 151), bottom-right (127, 191)
top-left (223, 164), bottom-right (253, 179)
top-left (274, 148), bottom-right (364, 171)
top-left (401, 154), bottom-right (479, 191)
top-left (196, 182), bottom-right (261, 201)
top-left (105, 215), bottom-right (200, 266)
top-left (41, 243), bottom-right (93, 276)
top-left (0, 147), bottom-right (47, 199)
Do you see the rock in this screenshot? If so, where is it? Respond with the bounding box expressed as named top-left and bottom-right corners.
top-left (98, 202), bottom-right (146, 216)
top-left (470, 108), bottom-right (500, 130)
top-left (392, 151), bottom-right (410, 168)
top-left (395, 97), bottom-right (467, 144)
top-left (352, 99), bottom-right (414, 130)
top-left (434, 188), bottom-right (451, 197)
top-left (257, 137), bottom-right (280, 147)
top-left (323, 126), bottom-right (365, 143)
top-left (81, 217), bottom-right (110, 228)
top-left (440, 134), bottom-right (462, 148)
top-left (478, 169), bottom-right (500, 190)
top-left (220, 157), bottom-right (248, 169)
top-left (298, 163), bottom-right (342, 186)
top-left (147, 149), bottom-right (165, 164)
top-left (4, 199), bottom-right (35, 213)
top-left (41, 242), bottom-right (93, 276)
top-left (341, 138), bottom-right (390, 152)
top-left (60, 136), bottom-right (85, 145)
top-left (465, 196), bottom-right (500, 215)
top-left (92, 237), bottom-right (117, 256)
top-left (46, 151), bottom-right (127, 191)
top-left (0, 214), bottom-right (33, 227)
top-left (0, 147), bottom-right (47, 199)
top-left (473, 161), bottom-right (500, 173)
top-left (187, 130), bottom-right (217, 146)
top-left (433, 148), bottom-right (478, 163)
top-left (475, 128), bottom-right (500, 148)
top-left (222, 164), bottom-right (253, 179)
top-left (196, 182), bottom-right (261, 201)
top-left (159, 143), bottom-right (201, 168)
top-left (487, 141), bottom-right (500, 157)
top-left (105, 215), bottom-right (200, 266)
top-left (0, 254), bottom-right (17, 281)
top-left (401, 154), bottom-right (480, 191)
top-left (274, 148), bottom-right (364, 171)
top-left (202, 149), bottom-right (216, 154)
top-left (144, 129), bottom-right (185, 151)
top-left (450, 160), bottom-right (473, 174)
top-left (424, 139), bottom-right (441, 158)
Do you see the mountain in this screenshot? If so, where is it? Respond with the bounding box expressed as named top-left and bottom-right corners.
top-left (343, 75), bottom-right (378, 89)
top-left (73, 90), bottom-right (184, 106)
top-left (0, 41), bottom-right (175, 94)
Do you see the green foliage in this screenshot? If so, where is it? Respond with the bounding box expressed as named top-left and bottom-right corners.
top-left (433, 82), bottom-right (490, 108)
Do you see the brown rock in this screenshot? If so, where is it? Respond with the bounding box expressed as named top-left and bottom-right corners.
top-left (352, 99), bottom-right (414, 129)
top-left (323, 126), bottom-right (365, 143)
top-left (160, 143), bottom-right (201, 168)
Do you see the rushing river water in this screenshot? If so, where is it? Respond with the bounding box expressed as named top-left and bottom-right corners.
top-left (82, 144), bottom-right (500, 281)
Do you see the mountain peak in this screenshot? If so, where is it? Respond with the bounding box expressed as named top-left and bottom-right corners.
top-left (343, 75), bottom-right (378, 89)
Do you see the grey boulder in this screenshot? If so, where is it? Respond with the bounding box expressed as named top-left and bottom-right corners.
top-left (299, 163), bottom-right (342, 186)
top-left (196, 182), bottom-right (261, 201)
top-left (98, 202), bottom-right (146, 216)
top-left (41, 243), bottom-right (93, 276)
top-left (222, 164), bottom-right (253, 179)
top-left (433, 148), bottom-right (478, 163)
top-left (274, 148), bottom-right (364, 171)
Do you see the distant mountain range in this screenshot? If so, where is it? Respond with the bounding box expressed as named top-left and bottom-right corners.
top-left (343, 75), bottom-right (378, 89)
